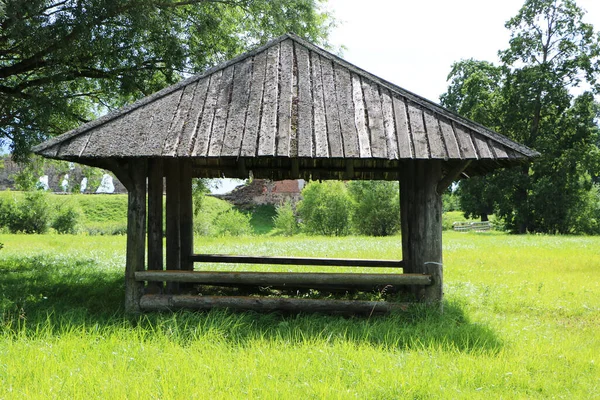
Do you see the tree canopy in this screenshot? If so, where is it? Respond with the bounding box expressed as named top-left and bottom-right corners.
top-left (442, 0), bottom-right (600, 234)
top-left (0, 0), bottom-right (333, 160)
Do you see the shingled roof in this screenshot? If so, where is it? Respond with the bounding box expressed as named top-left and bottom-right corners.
top-left (33, 33), bottom-right (538, 180)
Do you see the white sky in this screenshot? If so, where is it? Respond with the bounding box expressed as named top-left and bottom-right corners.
top-left (325, 0), bottom-right (600, 103)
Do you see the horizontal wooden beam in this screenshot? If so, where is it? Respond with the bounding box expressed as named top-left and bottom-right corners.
top-left (190, 254), bottom-right (405, 268)
top-left (135, 270), bottom-right (431, 286)
top-left (139, 294), bottom-right (412, 316)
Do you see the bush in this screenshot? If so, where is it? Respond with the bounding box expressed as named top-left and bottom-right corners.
top-left (273, 201), bottom-right (297, 236)
top-left (52, 205), bottom-right (80, 234)
top-left (0, 191), bottom-right (50, 233)
top-left (297, 181), bottom-right (352, 236)
top-left (348, 181), bottom-right (400, 236)
top-left (213, 209), bottom-right (253, 236)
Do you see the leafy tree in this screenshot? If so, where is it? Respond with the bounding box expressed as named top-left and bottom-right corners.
top-left (347, 181), bottom-right (399, 236)
top-left (297, 181), bottom-right (352, 236)
top-left (0, 0), bottom-right (333, 160)
top-left (442, 0), bottom-right (600, 233)
top-left (273, 200), bottom-right (298, 236)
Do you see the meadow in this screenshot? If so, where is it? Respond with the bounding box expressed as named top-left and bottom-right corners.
top-left (0, 231), bottom-right (598, 399)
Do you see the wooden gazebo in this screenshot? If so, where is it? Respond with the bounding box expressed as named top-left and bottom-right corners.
top-left (33, 34), bottom-right (538, 314)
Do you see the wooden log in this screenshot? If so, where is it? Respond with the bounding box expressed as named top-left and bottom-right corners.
top-left (400, 160), bottom-right (443, 303)
top-left (165, 159), bottom-right (181, 293)
top-left (139, 294), bottom-right (412, 316)
top-left (189, 254), bottom-right (404, 268)
top-left (124, 159), bottom-right (147, 313)
top-left (179, 160), bottom-right (193, 271)
top-left (135, 270), bottom-right (431, 286)
top-left (147, 159), bottom-right (164, 293)
top-left (437, 160), bottom-right (472, 195)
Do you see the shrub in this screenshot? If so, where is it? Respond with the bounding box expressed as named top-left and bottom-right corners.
top-left (297, 181), bottom-right (352, 236)
top-left (213, 209), bottom-right (253, 236)
top-left (51, 205), bottom-right (80, 234)
top-left (273, 201), bottom-right (297, 236)
top-left (0, 191), bottom-right (50, 233)
top-left (348, 181), bottom-right (400, 236)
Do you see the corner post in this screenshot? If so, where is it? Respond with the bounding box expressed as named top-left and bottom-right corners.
top-left (400, 160), bottom-right (443, 303)
top-left (124, 159), bottom-right (147, 313)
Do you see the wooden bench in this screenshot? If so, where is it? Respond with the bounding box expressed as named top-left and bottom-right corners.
top-left (136, 254), bottom-right (435, 315)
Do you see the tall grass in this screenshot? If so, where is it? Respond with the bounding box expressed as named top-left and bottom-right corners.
top-left (0, 232), bottom-right (598, 399)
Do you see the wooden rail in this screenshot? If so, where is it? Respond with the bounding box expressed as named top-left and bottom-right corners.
top-left (189, 254), bottom-right (405, 268)
top-left (135, 270), bottom-right (431, 287)
top-left (139, 294), bottom-right (412, 316)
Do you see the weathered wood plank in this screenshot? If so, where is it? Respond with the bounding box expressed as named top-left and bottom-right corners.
top-left (351, 74), bottom-right (371, 158)
top-left (208, 65), bottom-right (235, 157)
top-left (380, 88), bottom-right (398, 159)
top-left (335, 65), bottom-right (360, 157)
top-left (136, 271), bottom-right (432, 286)
top-left (392, 96), bottom-right (413, 158)
top-left (57, 133), bottom-right (92, 158)
top-left (472, 132), bottom-right (493, 158)
top-left (221, 58), bottom-right (253, 157)
top-left (192, 71), bottom-right (222, 156)
top-left (257, 44), bottom-right (280, 156)
top-left (491, 141), bottom-right (509, 158)
top-left (178, 77), bottom-right (209, 156)
top-left (140, 294), bottom-right (412, 316)
top-left (162, 81), bottom-right (198, 156)
top-left (190, 254), bottom-right (404, 268)
top-left (361, 78), bottom-right (387, 158)
top-left (295, 43), bottom-right (313, 157)
top-left (438, 117), bottom-right (461, 159)
top-left (407, 102), bottom-right (429, 158)
top-left (276, 40), bottom-right (294, 156)
top-left (423, 110), bottom-right (446, 159)
top-left (125, 159), bottom-right (147, 313)
top-left (311, 51), bottom-right (329, 157)
top-left (320, 58), bottom-right (343, 157)
top-left (453, 122), bottom-right (478, 158)
top-left (240, 51), bottom-right (267, 157)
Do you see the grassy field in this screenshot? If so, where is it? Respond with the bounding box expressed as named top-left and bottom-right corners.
top-left (0, 232), bottom-right (598, 399)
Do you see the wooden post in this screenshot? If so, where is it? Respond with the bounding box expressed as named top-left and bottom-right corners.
top-left (179, 160), bottom-right (193, 271)
top-left (124, 159), bottom-right (147, 313)
top-left (400, 160), bottom-right (443, 302)
top-left (165, 159), bottom-right (181, 293)
top-left (147, 158), bottom-right (164, 293)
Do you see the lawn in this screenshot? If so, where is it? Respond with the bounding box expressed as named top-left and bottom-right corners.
top-left (0, 232), bottom-right (598, 399)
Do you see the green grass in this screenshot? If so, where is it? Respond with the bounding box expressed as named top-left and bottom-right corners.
top-left (0, 232), bottom-right (598, 398)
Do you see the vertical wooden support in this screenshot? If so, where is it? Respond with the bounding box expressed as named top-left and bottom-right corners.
top-left (124, 159), bottom-right (147, 313)
top-left (180, 161), bottom-right (193, 271)
top-left (147, 158), bottom-right (164, 293)
top-left (166, 159), bottom-right (181, 293)
top-left (400, 160), bottom-right (443, 303)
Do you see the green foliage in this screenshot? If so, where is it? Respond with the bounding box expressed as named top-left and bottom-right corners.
top-left (0, 0), bottom-right (333, 159)
top-left (213, 209), bottom-right (253, 237)
top-left (441, 189), bottom-right (461, 213)
top-left (441, 0), bottom-right (600, 234)
top-left (297, 181), bottom-right (353, 236)
top-left (51, 205), bottom-right (80, 234)
top-left (273, 201), bottom-right (298, 236)
top-left (0, 191), bottom-right (50, 233)
top-left (347, 181), bottom-right (399, 236)
top-left (248, 205), bottom-right (277, 235)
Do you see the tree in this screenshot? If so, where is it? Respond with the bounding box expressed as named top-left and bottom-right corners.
top-left (0, 0), bottom-right (333, 160)
top-left (297, 181), bottom-right (352, 236)
top-left (442, 0), bottom-right (600, 234)
top-left (347, 181), bottom-right (399, 236)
